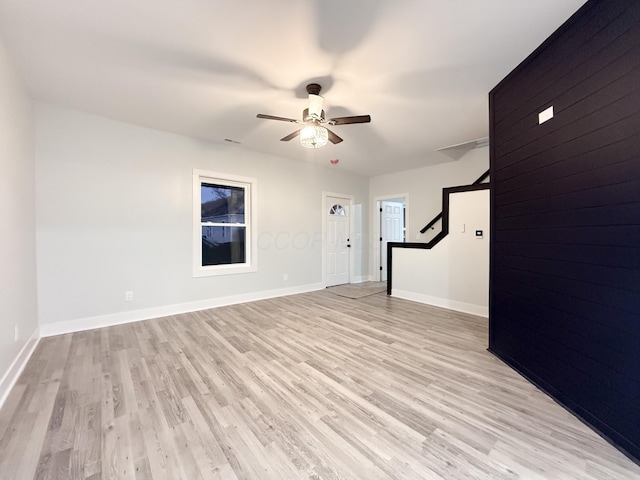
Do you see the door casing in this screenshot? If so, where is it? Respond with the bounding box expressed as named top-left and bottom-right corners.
top-left (373, 193), bottom-right (409, 282)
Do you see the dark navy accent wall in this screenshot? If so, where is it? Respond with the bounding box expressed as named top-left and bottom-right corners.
top-left (489, 0), bottom-right (640, 463)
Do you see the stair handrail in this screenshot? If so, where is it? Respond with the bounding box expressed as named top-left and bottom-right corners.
top-left (419, 168), bottom-right (490, 234)
top-left (387, 176), bottom-right (491, 295)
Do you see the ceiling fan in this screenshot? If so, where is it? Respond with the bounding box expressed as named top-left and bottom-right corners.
top-left (256, 83), bottom-right (371, 148)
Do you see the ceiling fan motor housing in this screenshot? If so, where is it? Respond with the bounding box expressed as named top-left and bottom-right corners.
top-left (306, 83), bottom-right (322, 95)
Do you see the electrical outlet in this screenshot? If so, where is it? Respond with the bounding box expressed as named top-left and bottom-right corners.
top-left (125, 291), bottom-right (133, 302)
top-left (14, 325), bottom-right (19, 342)
top-left (283, 273), bottom-right (288, 281)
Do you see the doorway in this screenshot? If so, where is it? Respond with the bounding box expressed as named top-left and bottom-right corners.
top-left (323, 193), bottom-right (353, 287)
top-left (376, 196), bottom-right (407, 282)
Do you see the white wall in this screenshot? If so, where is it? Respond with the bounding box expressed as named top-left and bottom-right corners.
top-left (35, 104), bottom-right (369, 333)
top-left (0, 37), bottom-right (39, 404)
top-left (392, 189), bottom-right (490, 316)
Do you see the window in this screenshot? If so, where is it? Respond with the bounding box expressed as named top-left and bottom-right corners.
top-left (193, 170), bottom-right (257, 276)
top-left (329, 204), bottom-right (346, 216)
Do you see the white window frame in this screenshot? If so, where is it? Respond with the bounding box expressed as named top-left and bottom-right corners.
top-left (193, 169), bottom-right (257, 277)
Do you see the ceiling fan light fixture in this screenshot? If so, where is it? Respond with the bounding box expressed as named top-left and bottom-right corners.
top-left (300, 124), bottom-right (328, 148)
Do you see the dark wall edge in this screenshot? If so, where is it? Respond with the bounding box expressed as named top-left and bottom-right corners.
top-left (488, 0), bottom-right (640, 465)
top-left (487, 348), bottom-right (640, 466)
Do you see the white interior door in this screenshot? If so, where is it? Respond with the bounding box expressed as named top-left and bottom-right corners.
top-left (380, 200), bottom-right (405, 281)
top-left (325, 196), bottom-right (350, 287)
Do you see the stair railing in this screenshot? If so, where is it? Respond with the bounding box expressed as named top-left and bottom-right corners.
top-left (386, 169), bottom-right (490, 295)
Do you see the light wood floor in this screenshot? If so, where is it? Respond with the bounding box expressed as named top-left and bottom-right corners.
top-left (1, 290), bottom-right (639, 479)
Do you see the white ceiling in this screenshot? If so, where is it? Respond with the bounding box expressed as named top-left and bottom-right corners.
top-left (0, 0), bottom-right (587, 177)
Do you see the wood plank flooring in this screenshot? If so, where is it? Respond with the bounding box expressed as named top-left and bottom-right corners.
top-left (1, 290), bottom-right (639, 479)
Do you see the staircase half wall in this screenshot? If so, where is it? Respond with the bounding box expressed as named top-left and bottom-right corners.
top-left (391, 188), bottom-right (489, 317)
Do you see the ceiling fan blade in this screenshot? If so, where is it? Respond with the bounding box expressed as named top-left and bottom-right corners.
top-left (257, 114), bottom-right (298, 123)
top-left (327, 115), bottom-right (371, 125)
top-left (326, 128), bottom-right (343, 144)
top-left (280, 130), bottom-right (301, 142)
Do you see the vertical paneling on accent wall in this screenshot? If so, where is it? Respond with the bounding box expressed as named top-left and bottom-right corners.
top-left (489, 0), bottom-right (640, 463)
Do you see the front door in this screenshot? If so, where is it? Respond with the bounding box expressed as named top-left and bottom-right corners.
top-left (325, 196), bottom-right (351, 287)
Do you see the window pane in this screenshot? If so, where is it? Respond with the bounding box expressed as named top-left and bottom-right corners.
top-left (201, 183), bottom-right (245, 223)
top-left (329, 204), bottom-right (346, 216)
top-left (202, 226), bottom-right (246, 265)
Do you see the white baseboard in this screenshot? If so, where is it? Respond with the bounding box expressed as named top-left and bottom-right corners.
top-left (392, 289), bottom-right (488, 317)
top-left (0, 327), bottom-right (40, 410)
top-left (350, 275), bottom-right (376, 283)
top-left (39, 282), bottom-right (325, 337)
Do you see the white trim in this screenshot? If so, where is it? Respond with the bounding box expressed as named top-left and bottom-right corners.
top-left (0, 328), bottom-right (40, 410)
top-left (373, 193), bottom-right (409, 282)
top-left (322, 191), bottom-right (355, 287)
top-left (39, 282), bottom-right (325, 337)
top-left (193, 169), bottom-right (258, 277)
top-left (392, 289), bottom-right (488, 317)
